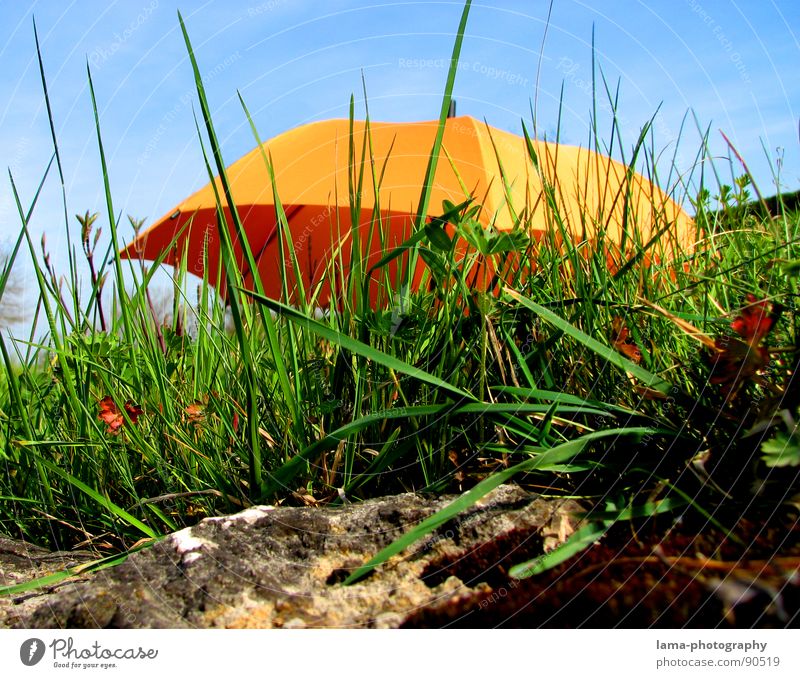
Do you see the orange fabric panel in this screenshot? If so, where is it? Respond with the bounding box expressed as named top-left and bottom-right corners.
top-left (121, 116), bottom-right (695, 306)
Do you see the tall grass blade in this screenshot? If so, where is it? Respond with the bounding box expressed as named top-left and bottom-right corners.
top-left (36, 456), bottom-right (157, 538)
top-left (243, 289), bottom-right (474, 401)
top-left (504, 288), bottom-right (672, 394)
top-left (260, 404), bottom-right (453, 499)
top-left (179, 13), bottom-right (275, 494)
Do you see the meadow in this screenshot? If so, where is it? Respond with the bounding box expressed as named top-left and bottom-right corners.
top-left (1, 3), bottom-right (798, 600)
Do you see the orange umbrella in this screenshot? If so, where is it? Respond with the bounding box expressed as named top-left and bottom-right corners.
top-left (121, 115), bottom-right (694, 306)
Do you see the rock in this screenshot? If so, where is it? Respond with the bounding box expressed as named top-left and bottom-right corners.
top-left (0, 485), bottom-right (581, 628)
top-left (0, 537), bottom-right (96, 628)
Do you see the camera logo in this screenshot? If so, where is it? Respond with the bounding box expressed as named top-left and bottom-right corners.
top-left (20, 638), bottom-right (45, 666)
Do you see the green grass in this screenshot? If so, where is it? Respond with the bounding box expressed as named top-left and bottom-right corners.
top-left (1, 3), bottom-right (799, 589)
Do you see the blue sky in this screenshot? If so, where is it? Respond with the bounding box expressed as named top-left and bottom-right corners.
top-left (1, 0), bottom-right (799, 330)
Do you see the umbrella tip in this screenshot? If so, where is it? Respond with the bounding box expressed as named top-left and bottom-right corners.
top-left (447, 100), bottom-right (456, 119)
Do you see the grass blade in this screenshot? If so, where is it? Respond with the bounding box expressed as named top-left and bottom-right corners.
top-left (509, 495), bottom-right (687, 578)
top-left (343, 426), bottom-right (659, 584)
top-left (260, 404), bottom-right (452, 499)
top-left (37, 457), bottom-right (157, 539)
top-left (504, 288), bottom-right (672, 394)
top-left (243, 289), bottom-right (474, 402)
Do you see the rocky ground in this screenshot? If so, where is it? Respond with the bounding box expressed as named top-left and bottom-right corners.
top-left (1, 485), bottom-right (797, 628)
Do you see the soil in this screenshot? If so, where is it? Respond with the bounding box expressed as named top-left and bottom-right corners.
top-left (403, 503), bottom-right (800, 628)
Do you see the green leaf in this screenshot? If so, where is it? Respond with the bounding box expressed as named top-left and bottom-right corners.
top-left (413, 0), bottom-right (472, 228)
top-left (366, 198), bottom-right (472, 277)
top-left (761, 431), bottom-right (800, 467)
top-left (424, 222), bottom-right (454, 252)
top-left (0, 543), bottom-right (156, 598)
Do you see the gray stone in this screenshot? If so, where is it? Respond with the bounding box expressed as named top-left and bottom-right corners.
top-left (1, 485), bottom-right (581, 628)
top-left (0, 537), bottom-right (96, 628)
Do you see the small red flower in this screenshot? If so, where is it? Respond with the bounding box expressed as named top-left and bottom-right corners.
top-left (98, 396), bottom-right (122, 434)
top-left (610, 316), bottom-right (642, 364)
top-left (707, 295), bottom-right (779, 398)
top-left (730, 294), bottom-right (775, 345)
top-left (708, 337), bottom-right (768, 395)
top-left (124, 401), bottom-right (143, 424)
top-left (184, 401), bottom-right (206, 427)
top-left (98, 396), bottom-right (143, 435)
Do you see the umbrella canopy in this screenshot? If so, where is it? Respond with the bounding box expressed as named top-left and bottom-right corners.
top-left (121, 115), bottom-right (694, 305)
